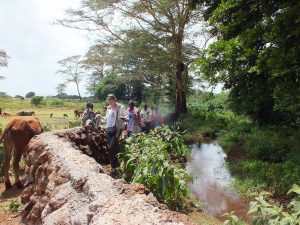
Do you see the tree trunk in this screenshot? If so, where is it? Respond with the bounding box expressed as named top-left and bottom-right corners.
top-left (175, 62), bottom-right (188, 115)
top-left (174, 33), bottom-right (188, 116)
top-left (75, 82), bottom-right (82, 100)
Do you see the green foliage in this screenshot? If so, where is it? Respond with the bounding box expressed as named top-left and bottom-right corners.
top-left (196, 0), bottom-right (300, 125)
top-left (95, 73), bottom-right (127, 101)
top-left (119, 126), bottom-right (190, 208)
top-left (230, 159), bottom-right (300, 195)
top-left (4, 200), bottom-right (21, 213)
top-left (25, 92), bottom-right (35, 98)
top-left (14, 95), bottom-right (24, 99)
top-left (219, 122), bottom-right (253, 152)
top-left (31, 96), bottom-right (44, 106)
top-left (187, 92), bottom-right (300, 196)
top-left (41, 122), bottom-right (52, 132)
top-left (68, 120), bottom-right (81, 128)
top-left (223, 211), bottom-right (247, 225)
top-left (185, 93), bottom-right (249, 137)
top-left (244, 127), bottom-right (299, 163)
top-left (223, 185), bottom-right (300, 225)
top-left (46, 98), bottom-right (64, 107)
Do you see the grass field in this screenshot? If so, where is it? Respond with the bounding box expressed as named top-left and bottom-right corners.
top-left (0, 97), bottom-right (107, 130)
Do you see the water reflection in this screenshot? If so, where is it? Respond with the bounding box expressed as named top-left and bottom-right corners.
top-left (186, 142), bottom-right (248, 220)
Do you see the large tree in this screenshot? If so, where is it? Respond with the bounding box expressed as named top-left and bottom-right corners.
top-left (195, 0), bottom-right (300, 125)
top-left (56, 83), bottom-right (67, 96)
top-left (0, 49), bottom-right (9, 80)
top-left (81, 45), bottom-right (109, 97)
top-left (56, 55), bottom-right (84, 100)
top-left (59, 0), bottom-right (206, 115)
top-left (0, 50), bottom-right (8, 67)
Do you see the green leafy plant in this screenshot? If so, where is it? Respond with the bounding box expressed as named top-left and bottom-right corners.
top-left (223, 185), bottom-right (300, 225)
top-left (4, 200), bottom-right (21, 213)
top-left (42, 122), bottom-right (52, 132)
top-left (31, 96), bottom-right (44, 106)
top-left (119, 126), bottom-right (191, 209)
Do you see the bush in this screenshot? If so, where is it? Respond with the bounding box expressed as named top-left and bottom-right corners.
top-left (31, 96), bottom-right (44, 106)
top-left (25, 92), bottom-right (35, 98)
top-left (4, 200), bottom-right (21, 213)
top-left (244, 127), bottom-right (298, 163)
top-left (119, 126), bottom-right (190, 209)
top-left (41, 122), bottom-right (52, 132)
top-left (46, 98), bottom-right (64, 107)
top-left (68, 120), bottom-right (81, 128)
top-left (230, 159), bottom-right (300, 195)
top-left (219, 122), bottom-right (253, 152)
top-left (224, 185), bottom-right (300, 225)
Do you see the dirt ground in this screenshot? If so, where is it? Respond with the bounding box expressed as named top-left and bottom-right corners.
top-left (0, 183), bottom-right (23, 225)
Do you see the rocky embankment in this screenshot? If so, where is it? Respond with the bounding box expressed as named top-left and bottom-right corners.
top-left (20, 127), bottom-right (193, 225)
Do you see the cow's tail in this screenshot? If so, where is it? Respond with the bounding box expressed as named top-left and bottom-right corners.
top-left (0, 122), bottom-right (12, 143)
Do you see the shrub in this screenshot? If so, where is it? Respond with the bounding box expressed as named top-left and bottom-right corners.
top-left (230, 159), bottom-right (300, 195)
top-left (68, 120), bottom-right (81, 128)
top-left (224, 185), bottom-right (300, 225)
top-left (119, 126), bottom-right (190, 208)
top-left (25, 92), bottom-right (35, 98)
top-left (4, 200), bottom-right (21, 213)
top-left (46, 98), bottom-right (64, 107)
top-left (41, 122), bottom-right (52, 132)
top-left (244, 127), bottom-right (297, 163)
top-left (219, 122), bottom-right (253, 152)
top-left (31, 96), bottom-right (44, 106)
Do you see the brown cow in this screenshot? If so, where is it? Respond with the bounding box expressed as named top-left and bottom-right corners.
top-left (74, 110), bottom-right (83, 119)
top-left (2, 112), bottom-right (11, 117)
top-left (0, 118), bottom-right (43, 189)
top-left (17, 111), bottom-right (35, 116)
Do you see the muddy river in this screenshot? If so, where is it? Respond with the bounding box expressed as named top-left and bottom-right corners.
top-left (186, 142), bottom-right (248, 221)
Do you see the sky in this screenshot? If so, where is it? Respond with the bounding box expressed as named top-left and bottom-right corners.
top-left (0, 0), bottom-right (92, 97)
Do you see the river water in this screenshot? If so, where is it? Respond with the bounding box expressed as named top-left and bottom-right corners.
top-left (186, 142), bottom-right (248, 221)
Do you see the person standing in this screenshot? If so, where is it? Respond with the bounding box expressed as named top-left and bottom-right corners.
top-left (99, 94), bottom-right (126, 174)
top-left (151, 107), bottom-right (163, 128)
top-left (126, 100), bottom-right (142, 136)
top-left (82, 102), bottom-right (97, 126)
top-left (140, 103), bottom-right (152, 133)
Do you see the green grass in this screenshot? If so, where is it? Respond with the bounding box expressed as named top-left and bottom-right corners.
top-left (0, 97), bottom-right (107, 130)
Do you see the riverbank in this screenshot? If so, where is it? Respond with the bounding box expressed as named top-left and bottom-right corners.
top-left (178, 93), bottom-right (300, 222)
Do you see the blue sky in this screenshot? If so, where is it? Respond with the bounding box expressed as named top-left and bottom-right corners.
top-left (0, 0), bottom-right (92, 97)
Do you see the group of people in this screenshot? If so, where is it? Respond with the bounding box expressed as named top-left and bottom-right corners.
top-left (81, 94), bottom-right (163, 174)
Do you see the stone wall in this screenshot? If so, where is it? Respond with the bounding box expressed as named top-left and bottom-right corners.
top-left (20, 127), bottom-right (193, 225)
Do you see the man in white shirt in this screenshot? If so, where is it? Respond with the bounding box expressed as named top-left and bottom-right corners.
top-left (140, 103), bottom-right (152, 133)
top-left (99, 94), bottom-right (126, 174)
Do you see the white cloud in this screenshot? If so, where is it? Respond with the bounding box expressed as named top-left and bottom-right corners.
top-left (0, 0), bottom-right (92, 97)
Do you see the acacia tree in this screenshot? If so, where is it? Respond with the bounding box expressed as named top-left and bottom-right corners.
top-left (56, 55), bottom-right (84, 100)
top-left (56, 83), bottom-right (67, 95)
top-left (58, 0), bottom-right (206, 115)
top-left (0, 50), bottom-right (9, 80)
top-left (81, 45), bottom-right (109, 96)
top-left (0, 50), bottom-right (8, 67)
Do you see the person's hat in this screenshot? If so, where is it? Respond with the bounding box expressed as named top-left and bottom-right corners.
top-left (106, 94), bottom-right (116, 100)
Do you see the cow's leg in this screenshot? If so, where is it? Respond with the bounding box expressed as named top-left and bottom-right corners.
top-left (13, 146), bottom-right (23, 189)
top-left (2, 140), bottom-right (13, 189)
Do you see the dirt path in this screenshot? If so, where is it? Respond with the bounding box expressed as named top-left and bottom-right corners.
top-left (0, 184), bottom-right (22, 225)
